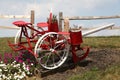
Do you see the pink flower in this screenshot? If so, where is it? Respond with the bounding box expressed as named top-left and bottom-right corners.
top-left (26, 65), bottom-right (30, 71)
top-left (19, 59), bottom-right (23, 63)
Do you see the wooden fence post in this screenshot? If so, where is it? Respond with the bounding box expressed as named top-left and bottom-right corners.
top-left (64, 18), bottom-right (69, 32)
top-left (30, 10), bottom-right (35, 36)
top-left (59, 12), bottom-right (63, 31)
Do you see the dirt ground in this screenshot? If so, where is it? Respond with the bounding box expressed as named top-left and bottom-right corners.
top-left (40, 48), bottom-right (120, 80)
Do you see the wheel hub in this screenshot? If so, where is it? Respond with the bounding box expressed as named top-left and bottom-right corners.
top-left (50, 48), bottom-right (55, 53)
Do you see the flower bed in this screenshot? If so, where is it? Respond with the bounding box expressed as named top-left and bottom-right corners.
top-left (0, 52), bottom-right (39, 80)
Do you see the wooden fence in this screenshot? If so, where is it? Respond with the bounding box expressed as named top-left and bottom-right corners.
top-left (0, 10), bottom-right (35, 35)
top-left (1, 11), bottom-right (120, 36)
top-left (59, 12), bottom-right (120, 32)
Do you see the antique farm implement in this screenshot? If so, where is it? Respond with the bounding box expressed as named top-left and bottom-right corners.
top-left (8, 11), bottom-right (114, 70)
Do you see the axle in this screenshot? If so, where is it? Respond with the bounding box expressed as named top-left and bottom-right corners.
top-left (82, 23), bottom-right (114, 37)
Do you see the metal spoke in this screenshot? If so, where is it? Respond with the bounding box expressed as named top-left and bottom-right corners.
top-left (52, 54), bottom-right (55, 66)
top-left (54, 50), bottom-right (66, 60)
top-left (54, 39), bottom-right (66, 49)
top-left (44, 52), bottom-right (51, 66)
top-left (54, 43), bottom-right (63, 49)
top-left (41, 35), bottom-right (51, 49)
top-left (49, 36), bottom-right (53, 48)
top-left (39, 51), bottom-right (50, 59)
top-left (36, 48), bottom-right (50, 53)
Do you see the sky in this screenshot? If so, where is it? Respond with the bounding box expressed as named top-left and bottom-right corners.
top-left (0, 0), bottom-right (120, 37)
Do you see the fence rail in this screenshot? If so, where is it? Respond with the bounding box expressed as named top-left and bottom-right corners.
top-left (0, 15), bottom-right (30, 19)
top-left (59, 12), bottom-right (120, 32)
top-left (0, 10), bottom-right (35, 35)
top-left (0, 26), bottom-right (19, 29)
top-left (62, 15), bottom-right (120, 20)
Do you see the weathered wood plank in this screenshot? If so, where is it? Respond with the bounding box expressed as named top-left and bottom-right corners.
top-left (30, 10), bottom-right (35, 36)
top-left (62, 15), bottom-right (120, 20)
top-left (0, 26), bottom-right (19, 29)
top-left (59, 12), bottom-right (63, 31)
top-left (0, 15), bottom-right (30, 19)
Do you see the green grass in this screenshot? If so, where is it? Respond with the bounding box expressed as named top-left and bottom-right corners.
top-left (68, 71), bottom-right (101, 80)
top-left (68, 64), bottom-right (120, 80)
top-left (83, 36), bottom-right (120, 48)
top-left (0, 36), bottom-right (120, 53)
top-left (0, 37), bottom-right (14, 54)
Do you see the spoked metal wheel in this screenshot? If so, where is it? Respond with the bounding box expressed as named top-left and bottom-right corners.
top-left (34, 32), bottom-right (69, 70)
top-left (14, 28), bottom-right (21, 44)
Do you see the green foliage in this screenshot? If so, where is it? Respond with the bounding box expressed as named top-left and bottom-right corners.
top-left (47, 14), bottom-right (58, 23)
top-left (52, 15), bottom-right (58, 23)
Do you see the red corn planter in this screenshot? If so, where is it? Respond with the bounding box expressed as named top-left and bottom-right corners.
top-left (8, 10), bottom-right (90, 70)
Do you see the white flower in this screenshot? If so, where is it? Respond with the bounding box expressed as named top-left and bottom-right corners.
top-left (0, 60), bottom-right (35, 79)
top-left (4, 69), bottom-right (8, 71)
top-left (27, 71), bottom-right (30, 75)
top-left (0, 69), bottom-right (2, 72)
top-left (18, 72), bottom-right (26, 79)
top-left (14, 75), bottom-right (20, 79)
top-left (16, 64), bottom-right (20, 67)
top-left (0, 75), bottom-right (2, 78)
top-left (22, 72), bottom-right (26, 77)
top-left (19, 69), bottom-right (22, 73)
top-left (13, 61), bottom-right (16, 63)
top-left (0, 64), bottom-right (6, 67)
top-left (14, 73), bottom-right (17, 76)
top-left (0, 61), bottom-right (3, 63)
top-left (2, 74), bottom-right (6, 79)
top-left (31, 63), bottom-right (34, 66)
top-left (8, 75), bottom-right (12, 79)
